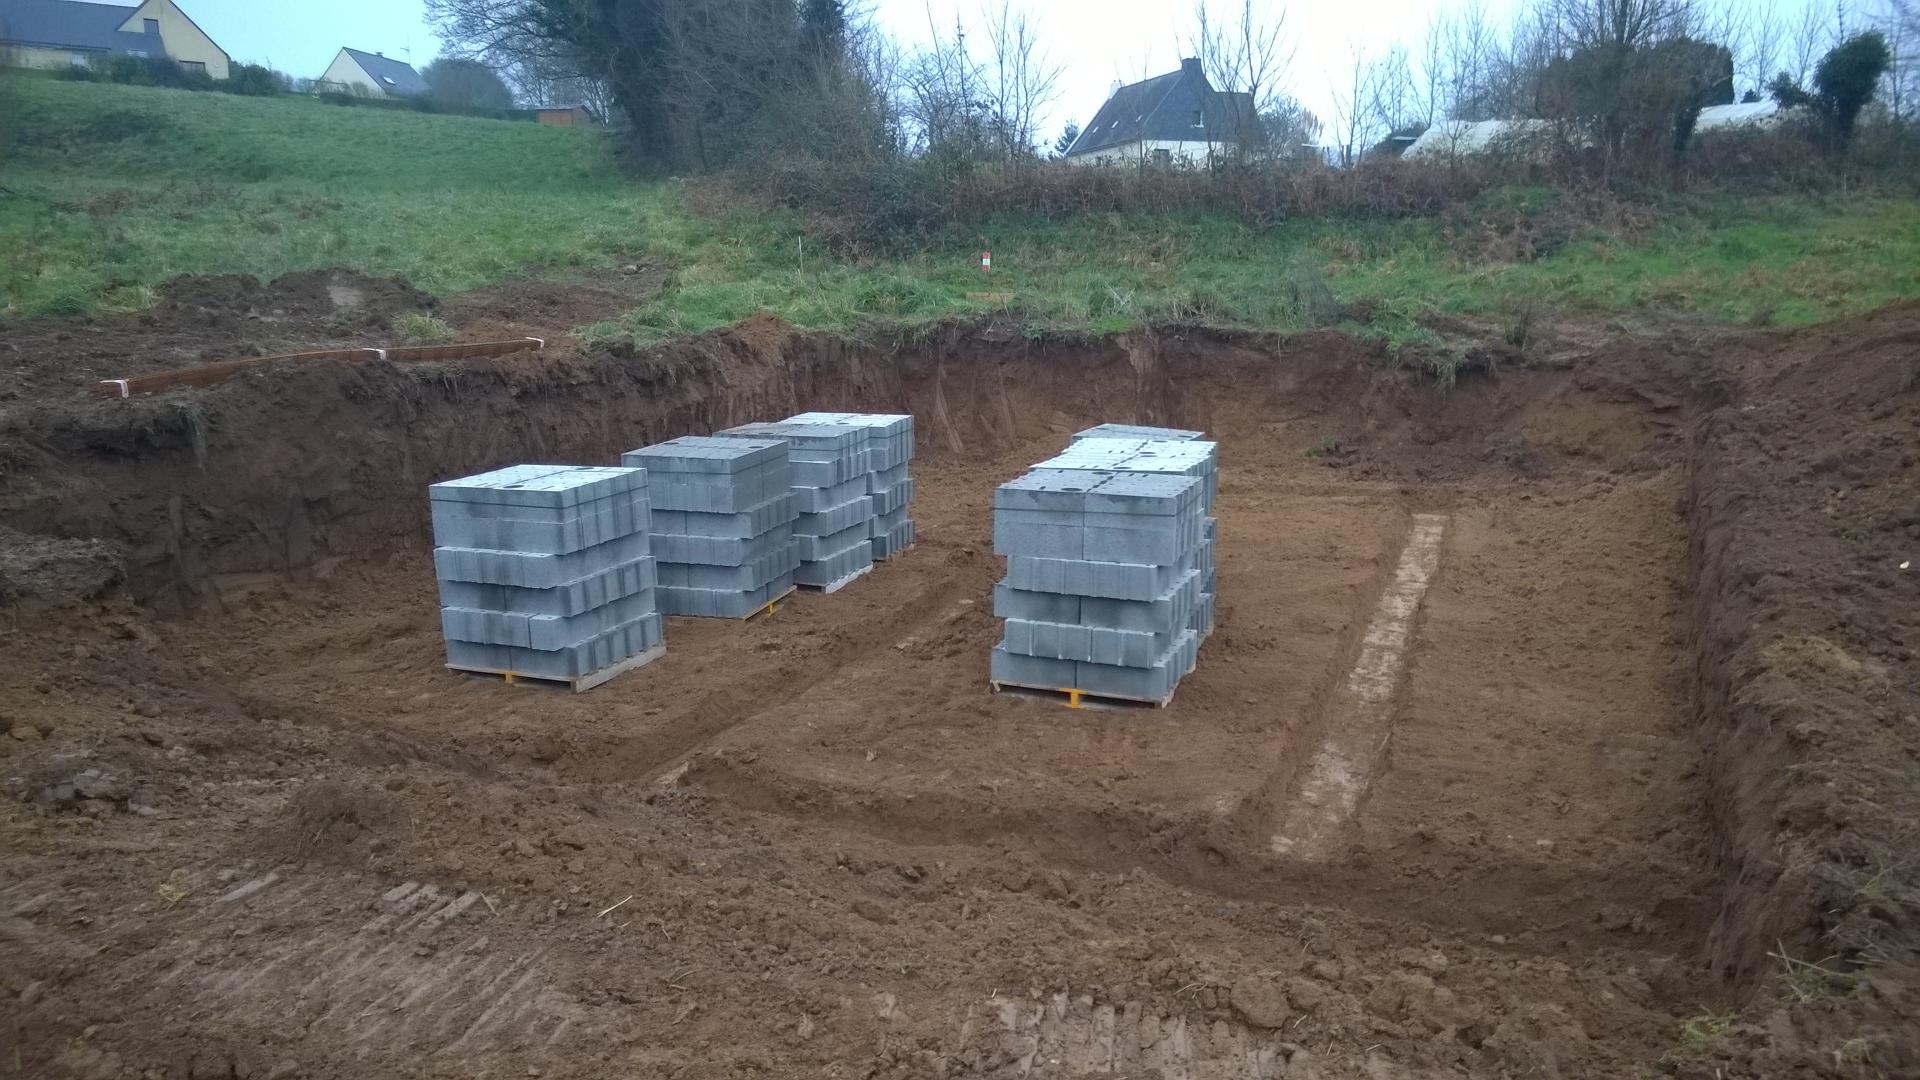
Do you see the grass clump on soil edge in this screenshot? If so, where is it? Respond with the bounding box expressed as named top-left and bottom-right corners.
top-left (4, 76), bottom-right (1920, 341)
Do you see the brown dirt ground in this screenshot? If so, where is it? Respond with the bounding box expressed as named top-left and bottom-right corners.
top-left (0, 282), bottom-right (1913, 1079)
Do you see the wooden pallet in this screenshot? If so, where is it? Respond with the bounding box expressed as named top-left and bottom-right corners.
top-left (795, 564), bottom-right (873, 595)
top-left (736, 585), bottom-right (796, 621)
top-left (450, 642), bottom-right (665, 694)
top-left (989, 679), bottom-right (1175, 710)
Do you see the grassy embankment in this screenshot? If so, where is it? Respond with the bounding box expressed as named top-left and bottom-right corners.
top-left (3, 75), bottom-right (1918, 342)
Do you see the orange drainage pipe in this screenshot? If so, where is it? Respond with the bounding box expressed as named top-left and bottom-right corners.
top-left (89, 337), bottom-right (546, 399)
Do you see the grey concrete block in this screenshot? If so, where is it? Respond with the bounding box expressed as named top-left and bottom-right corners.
top-left (989, 645), bottom-right (1078, 689)
top-left (792, 476), bottom-right (869, 514)
top-left (438, 556), bottom-right (657, 616)
top-left (658, 543), bottom-right (798, 590)
top-left (1081, 517), bottom-right (1200, 565)
top-left (433, 533), bottom-right (651, 589)
top-left (657, 569), bottom-right (795, 618)
top-left (430, 464), bottom-right (645, 510)
top-left (993, 583), bottom-right (1081, 623)
top-left (1003, 555), bottom-right (1184, 601)
top-left (650, 525), bottom-right (795, 567)
top-left (1072, 423), bottom-right (1205, 442)
top-left (868, 462), bottom-right (911, 493)
top-left (785, 411), bottom-right (913, 438)
top-left (718, 422), bottom-right (869, 453)
top-left (869, 518), bottom-right (915, 560)
top-left (654, 492), bottom-right (797, 539)
top-left (869, 479), bottom-right (914, 516)
top-left (622, 436), bottom-right (787, 475)
top-left (870, 504), bottom-right (910, 536)
top-left (793, 538), bottom-right (873, 587)
top-left (445, 611), bottom-right (664, 680)
top-left (1070, 630), bottom-right (1196, 701)
top-left (1078, 569), bottom-right (1201, 633)
top-left (433, 500), bottom-right (650, 556)
top-left (993, 522), bottom-right (1084, 560)
top-left (441, 588), bottom-right (659, 652)
top-left (795, 521), bottom-right (872, 562)
top-left (1001, 618), bottom-right (1176, 668)
top-left (795, 495), bottom-right (873, 539)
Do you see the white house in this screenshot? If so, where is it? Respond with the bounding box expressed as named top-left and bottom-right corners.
top-left (1064, 58), bottom-right (1257, 165)
top-left (318, 46), bottom-right (427, 99)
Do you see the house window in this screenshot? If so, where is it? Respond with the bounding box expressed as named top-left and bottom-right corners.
top-left (180, 60), bottom-right (206, 74)
top-left (1152, 148), bottom-right (1173, 166)
top-left (143, 18), bottom-right (158, 34)
top-left (1192, 109), bottom-right (1204, 127)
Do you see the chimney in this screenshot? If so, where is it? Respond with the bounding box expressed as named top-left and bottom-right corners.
top-left (376, 51), bottom-right (384, 58)
top-left (1180, 57), bottom-right (1203, 76)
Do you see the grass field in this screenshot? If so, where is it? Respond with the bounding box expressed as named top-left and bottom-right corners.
top-left (4, 75), bottom-right (1919, 342)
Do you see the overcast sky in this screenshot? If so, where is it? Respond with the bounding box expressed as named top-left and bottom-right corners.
top-left (181, 0), bottom-right (1841, 145)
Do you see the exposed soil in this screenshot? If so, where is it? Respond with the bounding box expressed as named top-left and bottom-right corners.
top-left (0, 283), bottom-right (1914, 1079)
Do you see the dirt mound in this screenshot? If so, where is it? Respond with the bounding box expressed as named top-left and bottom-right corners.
top-left (1687, 303), bottom-right (1920, 1076)
top-left (0, 527), bottom-right (124, 605)
top-left (150, 269), bottom-right (432, 335)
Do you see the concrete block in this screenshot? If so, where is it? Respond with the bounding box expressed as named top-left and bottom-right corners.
top-left (1078, 569), bottom-right (1201, 633)
top-left (671, 492), bottom-right (798, 539)
top-left (869, 477), bottom-right (914, 516)
top-left (795, 520), bottom-right (873, 562)
top-left (795, 495), bottom-right (874, 539)
top-left (717, 422), bottom-right (869, 453)
top-left (869, 517), bottom-right (915, 560)
top-left (993, 521), bottom-right (1085, 560)
top-left (437, 556), bottom-right (657, 617)
top-left (793, 538), bottom-right (873, 587)
top-left (663, 544), bottom-right (799, 590)
top-left (1003, 555), bottom-right (1184, 601)
top-left (430, 464), bottom-right (645, 510)
top-left (1070, 629), bottom-right (1196, 701)
top-left (432, 499), bottom-right (650, 556)
top-left (993, 583), bottom-right (1081, 623)
top-left (868, 462), bottom-right (911, 494)
top-left (650, 524), bottom-right (795, 567)
top-left (1072, 423), bottom-right (1206, 442)
top-left (792, 476), bottom-right (869, 514)
top-left (441, 588), bottom-right (658, 652)
top-left (989, 644), bottom-right (1078, 689)
top-left (621, 436), bottom-right (787, 475)
top-left (433, 533), bottom-right (651, 590)
top-left (445, 611), bottom-right (664, 680)
top-left (657, 570), bottom-right (795, 618)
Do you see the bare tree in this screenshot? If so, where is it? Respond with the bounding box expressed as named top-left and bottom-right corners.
top-left (1328, 45), bottom-right (1378, 165)
top-left (1419, 11), bottom-right (1451, 124)
top-left (1735, 0), bottom-right (1787, 96)
top-left (981, 1), bottom-right (1063, 160)
top-left (1185, 0), bottom-right (1295, 145)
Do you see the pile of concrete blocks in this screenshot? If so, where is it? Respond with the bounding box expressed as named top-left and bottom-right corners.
top-left (432, 464), bottom-right (664, 688)
top-left (785, 411), bottom-right (917, 559)
top-left (989, 468), bottom-right (1207, 705)
top-left (718, 422), bottom-right (875, 592)
top-left (619, 436), bottom-right (799, 618)
top-left (1049, 430), bottom-right (1219, 642)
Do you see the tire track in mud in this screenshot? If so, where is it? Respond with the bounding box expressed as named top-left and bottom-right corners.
top-left (579, 570), bottom-right (978, 784)
top-left (682, 752), bottom-right (1695, 955)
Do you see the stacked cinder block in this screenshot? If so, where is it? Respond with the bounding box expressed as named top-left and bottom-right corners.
top-left (619, 436), bottom-right (799, 618)
top-left (717, 422), bottom-right (875, 591)
top-left (785, 412), bottom-right (916, 559)
top-left (989, 469), bottom-right (1207, 704)
top-left (1038, 435), bottom-right (1219, 641)
top-left (432, 464), bottom-right (664, 685)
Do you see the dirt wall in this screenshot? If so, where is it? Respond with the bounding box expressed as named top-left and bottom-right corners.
top-left (1, 318), bottom-right (1580, 608)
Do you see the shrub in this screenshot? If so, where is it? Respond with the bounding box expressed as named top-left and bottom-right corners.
top-left (225, 63), bottom-right (288, 97)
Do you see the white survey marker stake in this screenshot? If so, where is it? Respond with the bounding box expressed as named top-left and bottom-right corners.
top-left (980, 249), bottom-right (992, 272)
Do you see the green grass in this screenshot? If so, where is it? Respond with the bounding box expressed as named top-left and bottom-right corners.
top-left (5, 75), bottom-right (1920, 343)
